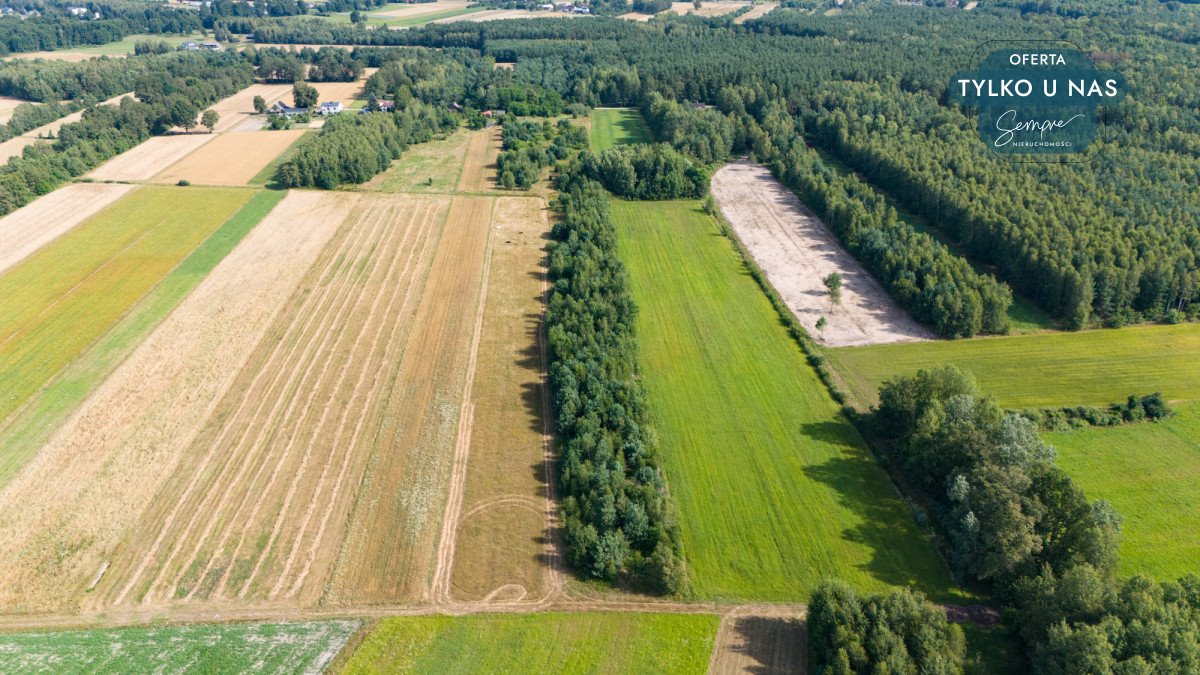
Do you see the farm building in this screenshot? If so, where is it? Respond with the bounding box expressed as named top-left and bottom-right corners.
top-left (271, 101), bottom-right (308, 116)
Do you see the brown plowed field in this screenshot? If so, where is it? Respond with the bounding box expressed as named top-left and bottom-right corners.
top-left (446, 197), bottom-right (554, 602)
top-left (152, 130), bottom-right (307, 186)
top-left (325, 196), bottom-right (493, 606)
top-left (457, 127), bottom-right (501, 192)
top-left (0, 183), bottom-right (134, 275)
top-left (86, 134), bottom-right (216, 182)
top-left (0, 190), bottom-right (342, 614)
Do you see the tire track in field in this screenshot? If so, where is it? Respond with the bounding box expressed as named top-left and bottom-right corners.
top-left (111, 195), bottom-right (369, 606)
top-left (236, 200), bottom-right (441, 599)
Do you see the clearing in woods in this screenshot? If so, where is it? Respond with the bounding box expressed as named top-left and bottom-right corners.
top-left (340, 613), bottom-right (719, 673)
top-left (0, 620), bottom-right (359, 673)
top-left (457, 127), bottom-right (502, 192)
top-left (0, 186), bottom-right (253, 434)
top-left (589, 108), bottom-right (652, 151)
top-left (612, 199), bottom-right (963, 602)
top-left (361, 129), bottom-right (472, 194)
top-left (0, 182), bottom-right (134, 275)
top-left (711, 160), bottom-right (933, 347)
top-left (733, 2), bottom-right (778, 23)
top-left (824, 322), bottom-right (1200, 410)
top-left (0, 190), bottom-right (342, 614)
top-left (444, 196), bottom-right (554, 603)
top-left (152, 129), bottom-right (308, 186)
top-left (1045, 400), bottom-right (1200, 580)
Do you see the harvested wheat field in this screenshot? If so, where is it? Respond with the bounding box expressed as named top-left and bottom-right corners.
top-left (0, 96), bottom-right (33, 124)
top-left (0, 182), bottom-right (134, 275)
top-left (434, 8), bottom-right (578, 22)
top-left (153, 130), bottom-right (307, 186)
top-left (0, 190), bottom-right (341, 614)
top-left (709, 608), bottom-right (806, 674)
top-left (711, 160), bottom-right (933, 347)
top-left (86, 134), bottom-right (216, 182)
top-left (457, 127), bottom-right (501, 192)
top-left (326, 195), bottom-right (493, 606)
top-left (442, 197), bottom-right (553, 604)
top-left (206, 83), bottom-right (293, 132)
top-left (310, 80), bottom-right (366, 105)
top-left (733, 2), bottom-right (777, 22)
top-left (376, 0), bottom-right (471, 18)
top-left (670, 1), bottom-right (748, 17)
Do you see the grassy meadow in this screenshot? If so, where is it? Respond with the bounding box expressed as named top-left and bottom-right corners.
top-left (0, 620), bottom-right (359, 673)
top-left (341, 613), bottom-right (718, 673)
top-left (0, 185), bottom-right (253, 429)
top-left (589, 108), bottom-right (652, 151)
top-left (360, 129), bottom-right (470, 193)
top-left (0, 189), bottom-right (283, 487)
top-left (613, 199), bottom-right (963, 602)
top-left (1045, 401), bottom-right (1200, 580)
top-left (825, 323), bottom-right (1200, 410)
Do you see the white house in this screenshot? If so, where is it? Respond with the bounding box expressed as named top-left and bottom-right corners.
top-left (319, 101), bottom-right (344, 115)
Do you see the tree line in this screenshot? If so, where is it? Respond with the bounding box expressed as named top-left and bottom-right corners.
top-left (496, 117), bottom-right (587, 189)
top-left (567, 142), bottom-right (708, 201)
top-left (0, 2), bottom-right (200, 56)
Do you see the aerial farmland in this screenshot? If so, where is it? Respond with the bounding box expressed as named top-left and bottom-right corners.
top-left (0, 2), bottom-right (1197, 673)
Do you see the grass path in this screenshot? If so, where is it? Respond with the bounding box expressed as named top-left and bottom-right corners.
top-left (614, 199), bottom-right (963, 602)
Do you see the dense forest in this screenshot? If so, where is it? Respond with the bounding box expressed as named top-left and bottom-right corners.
top-left (0, 1), bottom-right (200, 55)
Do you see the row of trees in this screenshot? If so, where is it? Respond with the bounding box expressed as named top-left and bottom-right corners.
top-left (496, 117), bottom-right (587, 189)
top-left (547, 177), bottom-right (687, 594)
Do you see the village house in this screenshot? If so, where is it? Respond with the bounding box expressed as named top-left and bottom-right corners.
top-left (319, 101), bottom-right (344, 115)
top-left (270, 101), bottom-right (308, 117)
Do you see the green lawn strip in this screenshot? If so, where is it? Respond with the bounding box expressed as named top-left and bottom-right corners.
top-left (811, 147), bottom-right (1056, 334)
top-left (341, 613), bottom-right (718, 674)
top-left (824, 323), bottom-right (1200, 410)
top-left (613, 198), bottom-right (964, 603)
top-left (589, 108), bottom-right (653, 151)
top-left (250, 130), bottom-right (312, 186)
top-left (0, 188), bottom-right (282, 487)
top-left (1044, 400), bottom-right (1200, 580)
top-left (0, 619), bottom-right (359, 673)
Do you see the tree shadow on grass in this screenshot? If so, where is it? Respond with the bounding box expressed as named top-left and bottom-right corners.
top-left (799, 420), bottom-right (954, 599)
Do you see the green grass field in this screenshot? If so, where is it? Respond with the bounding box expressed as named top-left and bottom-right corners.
top-left (0, 189), bottom-right (282, 488)
top-left (1045, 401), bottom-right (1200, 580)
top-left (0, 620), bottom-right (358, 673)
top-left (613, 199), bottom-right (963, 602)
top-left (589, 108), bottom-right (652, 151)
top-left (0, 185), bottom-right (253, 432)
top-left (42, 33), bottom-right (206, 57)
top-left (341, 613), bottom-right (718, 674)
top-left (825, 323), bottom-right (1200, 410)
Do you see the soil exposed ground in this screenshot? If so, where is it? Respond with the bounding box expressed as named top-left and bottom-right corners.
top-left (445, 197), bottom-right (554, 603)
top-left (733, 2), bottom-right (777, 22)
top-left (709, 607), bottom-right (806, 674)
top-left (0, 182), bottom-right (134, 275)
top-left (94, 193), bottom-right (456, 610)
top-left (0, 92), bottom-right (132, 164)
top-left (457, 127), bottom-right (501, 192)
top-left (711, 160), bottom-right (933, 347)
top-left (0, 191), bottom-right (341, 615)
top-left (153, 129), bottom-right (307, 185)
top-left (86, 134), bottom-right (216, 182)
top-left (325, 195), bottom-right (492, 606)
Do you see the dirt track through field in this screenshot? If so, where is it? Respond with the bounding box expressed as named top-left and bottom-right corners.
top-left (711, 160), bottom-right (933, 346)
top-left (0, 183), bottom-right (134, 275)
top-left (0, 190), bottom-right (340, 614)
top-left (457, 127), bottom-right (501, 192)
top-left (152, 130), bottom-right (307, 186)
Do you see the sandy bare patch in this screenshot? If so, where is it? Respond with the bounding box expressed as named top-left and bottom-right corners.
top-left (733, 2), bottom-right (776, 22)
top-left (86, 134), bottom-right (216, 182)
top-left (0, 190), bottom-right (343, 614)
top-left (457, 127), bottom-right (501, 192)
top-left (712, 160), bottom-right (933, 347)
top-left (0, 183), bottom-right (135, 275)
top-left (709, 608), bottom-right (806, 674)
top-left (153, 130), bottom-right (306, 186)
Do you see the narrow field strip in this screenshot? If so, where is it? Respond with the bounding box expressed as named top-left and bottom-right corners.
top-left (153, 130), bottom-right (308, 186)
top-left (326, 196), bottom-right (493, 606)
top-left (0, 190), bottom-right (342, 614)
top-left (0, 182), bottom-right (134, 275)
top-left (457, 128), bottom-right (501, 192)
top-left (0, 186), bottom-right (254, 430)
top-left (447, 197), bottom-right (555, 602)
top-left (613, 199), bottom-right (963, 602)
top-left (0, 190), bottom-right (286, 489)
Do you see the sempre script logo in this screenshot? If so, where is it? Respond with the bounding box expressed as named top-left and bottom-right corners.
top-left (948, 40), bottom-right (1127, 161)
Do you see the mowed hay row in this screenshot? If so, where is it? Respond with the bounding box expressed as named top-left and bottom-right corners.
top-left (0, 186), bottom-right (253, 430)
top-left (95, 193), bottom-right (452, 609)
top-left (326, 196), bottom-right (493, 606)
top-left (449, 197), bottom-right (553, 602)
top-left (153, 130), bottom-right (308, 186)
top-left (457, 127), bottom-right (501, 192)
top-left (0, 182), bottom-right (134, 275)
top-left (0, 190), bottom-right (340, 614)
top-left (86, 134), bottom-right (217, 182)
